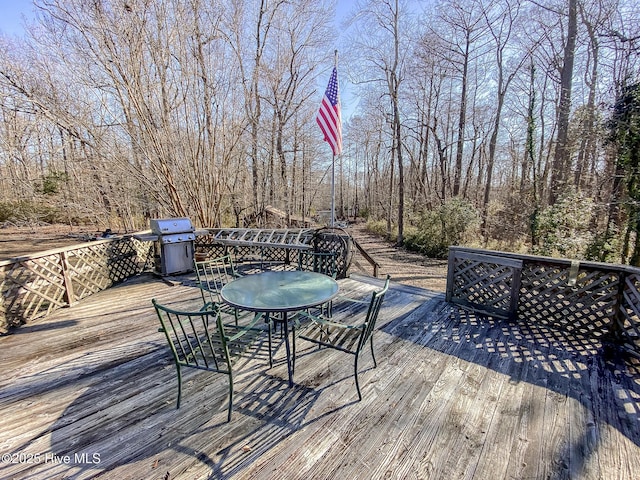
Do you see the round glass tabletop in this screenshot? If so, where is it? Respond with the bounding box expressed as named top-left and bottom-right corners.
top-left (220, 270), bottom-right (339, 312)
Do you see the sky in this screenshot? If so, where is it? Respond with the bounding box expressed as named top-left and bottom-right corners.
top-left (0, 0), bottom-right (357, 118)
top-left (0, 1), bottom-right (356, 40)
top-left (0, 0), bottom-right (34, 36)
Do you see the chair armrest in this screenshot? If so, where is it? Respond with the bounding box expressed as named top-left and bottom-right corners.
top-left (199, 301), bottom-right (216, 311)
top-left (333, 294), bottom-right (369, 305)
top-left (297, 310), bottom-right (364, 331)
top-left (225, 312), bottom-right (265, 341)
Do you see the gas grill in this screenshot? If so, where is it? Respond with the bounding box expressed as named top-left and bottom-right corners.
top-left (137, 217), bottom-right (206, 276)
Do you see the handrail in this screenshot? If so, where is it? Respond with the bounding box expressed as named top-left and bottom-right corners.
top-left (351, 238), bottom-right (380, 277)
top-left (0, 237), bottom-right (115, 267)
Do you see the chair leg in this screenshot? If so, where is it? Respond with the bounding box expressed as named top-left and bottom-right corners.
top-left (292, 326), bottom-right (296, 374)
top-left (176, 364), bottom-right (182, 409)
top-left (227, 372), bottom-right (234, 423)
top-left (268, 319), bottom-right (273, 369)
top-left (354, 355), bottom-right (362, 401)
top-left (370, 335), bottom-right (377, 369)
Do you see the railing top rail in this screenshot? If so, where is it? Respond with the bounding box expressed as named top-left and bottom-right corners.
top-left (449, 245), bottom-right (640, 275)
top-left (0, 236), bottom-right (125, 268)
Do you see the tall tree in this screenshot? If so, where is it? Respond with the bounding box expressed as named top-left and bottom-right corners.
top-left (480, 0), bottom-right (528, 239)
top-left (607, 82), bottom-right (640, 265)
top-left (347, 0), bottom-right (412, 243)
top-left (550, 0), bottom-right (578, 204)
top-left (430, 0), bottom-right (487, 198)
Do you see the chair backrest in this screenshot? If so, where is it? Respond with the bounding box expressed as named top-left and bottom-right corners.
top-left (153, 299), bottom-right (231, 373)
top-left (298, 250), bottom-right (339, 278)
top-left (195, 255), bottom-right (239, 304)
top-left (359, 275), bottom-right (391, 346)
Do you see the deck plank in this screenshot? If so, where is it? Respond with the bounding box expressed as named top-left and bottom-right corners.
top-left (0, 272), bottom-right (639, 479)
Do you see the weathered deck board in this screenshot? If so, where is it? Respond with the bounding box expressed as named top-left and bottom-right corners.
top-left (0, 272), bottom-right (639, 479)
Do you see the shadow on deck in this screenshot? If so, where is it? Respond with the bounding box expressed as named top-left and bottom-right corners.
top-left (0, 273), bottom-right (639, 479)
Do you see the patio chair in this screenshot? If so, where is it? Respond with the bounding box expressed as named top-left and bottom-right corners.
top-left (292, 275), bottom-right (391, 400)
top-left (298, 250), bottom-right (339, 316)
top-left (297, 250), bottom-right (339, 278)
top-left (194, 255), bottom-right (241, 310)
top-left (152, 299), bottom-right (271, 422)
top-left (195, 255), bottom-right (274, 365)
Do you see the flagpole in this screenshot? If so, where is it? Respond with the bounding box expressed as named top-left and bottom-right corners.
top-left (331, 153), bottom-right (335, 227)
top-left (331, 50), bottom-right (338, 228)
top-left (316, 50), bottom-right (341, 228)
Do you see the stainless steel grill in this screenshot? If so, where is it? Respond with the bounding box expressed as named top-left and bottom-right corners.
top-left (137, 217), bottom-right (202, 276)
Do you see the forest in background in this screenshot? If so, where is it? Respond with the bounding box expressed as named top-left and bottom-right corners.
top-left (0, 0), bottom-right (639, 264)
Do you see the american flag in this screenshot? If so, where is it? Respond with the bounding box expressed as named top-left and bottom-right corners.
top-left (316, 67), bottom-right (342, 156)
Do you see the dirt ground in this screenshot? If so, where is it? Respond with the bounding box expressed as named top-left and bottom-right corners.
top-left (345, 222), bottom-right (448, 292)
top-left (0, 222), bottom-right (448, 292)
top-left (0, 224), bottom-right (104, 260)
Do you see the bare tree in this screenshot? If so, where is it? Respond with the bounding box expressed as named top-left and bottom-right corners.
top-left (480, 0), bottom-right (529, 239)
top-left (429, 0), bottom-right (489, 198)
top-left (346, 0), bottom-right (414, 242)
top-left (550, 0), bottom-right (578, 204)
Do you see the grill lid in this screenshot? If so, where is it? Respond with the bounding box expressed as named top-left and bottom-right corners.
top-left (150, 217), bottom-right (194, 235)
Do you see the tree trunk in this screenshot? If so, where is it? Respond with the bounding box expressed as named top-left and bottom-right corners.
top-left (550, 0), bottom-right (577, 204)
top-left (453, 31), bottom-right (470, 197)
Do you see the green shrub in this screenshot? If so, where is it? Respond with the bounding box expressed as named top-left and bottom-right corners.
top-left (365, 219), bottom-right (396, 239)
top-left (584, 228), bottom-right (622, 263)
top-left (38, 171), bottom-right (69, 195)
top-left (404, 197), bottom-right (479, 258)
top-left (531, 190), bottom-right (596, 259)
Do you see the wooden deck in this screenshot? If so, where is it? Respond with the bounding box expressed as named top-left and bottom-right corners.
top-left (1, 272), bottom-right (639, 479)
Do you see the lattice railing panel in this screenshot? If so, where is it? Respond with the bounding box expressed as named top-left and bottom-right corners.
top-left (65, 238), bottom-right (146, 301)
top-left (312, 228), bottom-right (353, 279)
top-left (0, 236), bottom-right (153, 332)
top-left (131, 237), bottom-right (155, 272)
top-left (452, 261), bottom-right (514, 307)
top-left (0, 254), bottom-right (67, 330)
top-left (446, 250), bottom-right (522, 319)
top-left (446, 248), bottom-right (632, 352)
top-left (233, 245), bottom-right (270, 263)
top-left (518, 264), bottom-right (618, 339)
top-left (619, 272), bottom-right (640, 353)
top-left (194, 235), bottom-right (227, 260)
top-left (259, 246), bottom-right (290, 263)
top-left (195, 228), bottom-right (354, 278)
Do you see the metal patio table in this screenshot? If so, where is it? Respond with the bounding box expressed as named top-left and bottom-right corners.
top-left (220, 270), bottom-right (339, 387)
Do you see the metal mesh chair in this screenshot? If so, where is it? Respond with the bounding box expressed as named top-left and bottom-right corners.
top-left (152, 299), bottom-right (271, 422)
top-left (194, 255), bottom-right (241, 309)
top-left (194, 254), bottom-right (274, 364)
top-left (297, 250), bottom-right (339, 278)
top-left (297, 251), bottom-right (339, 316)
top-left (292, 275), bottom-right (390, 400)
